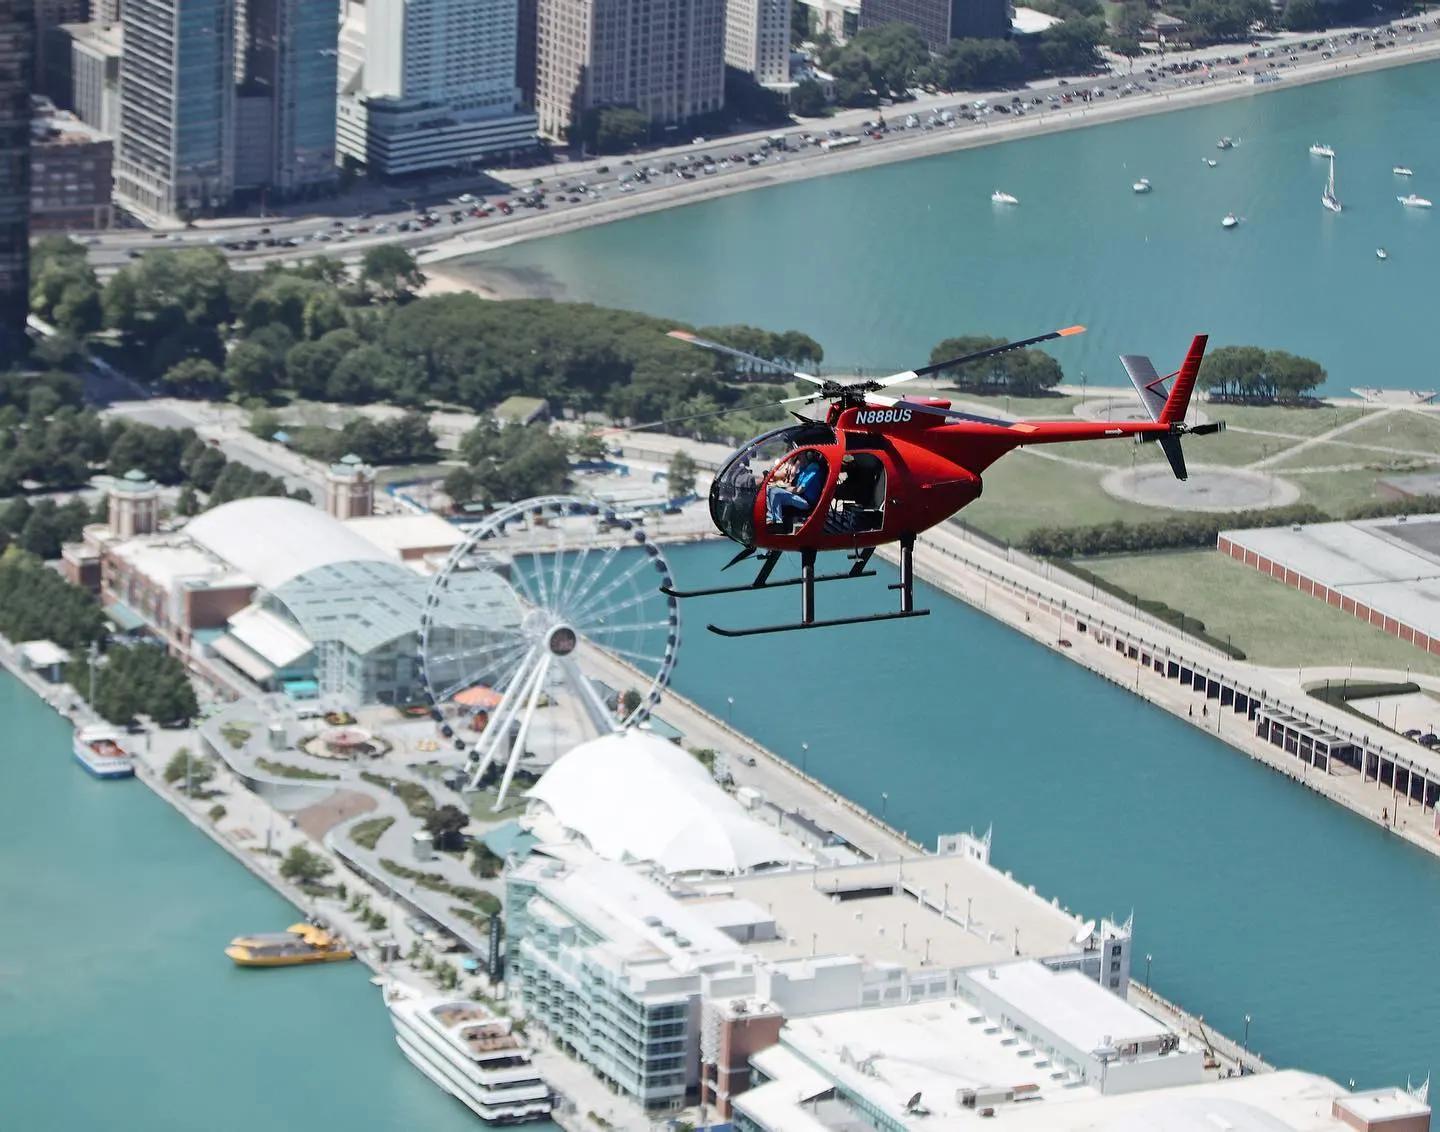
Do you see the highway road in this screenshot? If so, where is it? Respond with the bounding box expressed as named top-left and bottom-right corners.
top-left (74, 16), bottom-right (1440, 277)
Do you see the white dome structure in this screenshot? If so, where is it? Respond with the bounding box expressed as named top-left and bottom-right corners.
top-left (186, 498), bottom-right (391, 590)
top-left (527, 730), bottom-right (811, 874)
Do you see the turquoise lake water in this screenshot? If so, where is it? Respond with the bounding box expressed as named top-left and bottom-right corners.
top-left (455, 61), bottom-right (1440, 395)
top-left (0, 674), bottom-right (515, 1131)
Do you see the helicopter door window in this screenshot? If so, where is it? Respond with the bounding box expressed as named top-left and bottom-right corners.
top-left (710, 424), bottom-right (835, 545)
top-left (765, 450), bottom-right (829, 533)
top-left (825, 453), bottom-right (886, 534)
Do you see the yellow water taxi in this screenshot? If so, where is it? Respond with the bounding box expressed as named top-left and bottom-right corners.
top-left (225, 922), bottom-right (354, 967)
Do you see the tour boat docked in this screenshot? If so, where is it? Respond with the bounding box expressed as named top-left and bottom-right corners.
top-left (1393, 166), bottom-right (1414, 177)
top-left (1222, 213), bottom-right (1239, 229)
top-left (386, 988), bottom-right (553, 1124)
top-left (1322, 155), bottom-right (1342, 213)
top-left (1399, 194), bottom-right (1433, 209)
top-left (1309, 143), bottom-right (1334, 158)
top-left (225, 922), bottom-right (355, 967)
top-left (72, 725), bottom-right (134, 779)
top-left (1132, 178), bottom-right (1152, 193)
top-left (990, 190), bottom-right (1018, 205)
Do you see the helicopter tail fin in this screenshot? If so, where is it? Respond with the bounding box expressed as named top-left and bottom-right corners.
top-left (1120, 334), bottom-right (1208, 425)
top-left (1121, 335), bottom-right (1210, 483)
top-left (1160, 334), bottom-right (1208, 424)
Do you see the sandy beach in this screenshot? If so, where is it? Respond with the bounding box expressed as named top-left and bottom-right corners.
top-left (419, 29), bottom-right (1440, 289)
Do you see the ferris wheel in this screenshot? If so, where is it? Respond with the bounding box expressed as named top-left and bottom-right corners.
top-left (419, 497), bottom-right (681, 808)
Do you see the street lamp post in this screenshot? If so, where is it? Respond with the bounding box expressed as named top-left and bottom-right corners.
top-left (801, 742), bottom-right (809, 776)
top-left (1145, 952), bottom-right (1153, 986)
top-left (881, 791), bottom-right (889, 823)
top-left (1243, 1013), bottom-right (1252, 1052)
top-left (726, 696), bottom-right (734, 726)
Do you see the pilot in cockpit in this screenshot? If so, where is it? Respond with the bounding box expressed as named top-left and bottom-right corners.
top-left (765, 451), bottom-right (825, 532)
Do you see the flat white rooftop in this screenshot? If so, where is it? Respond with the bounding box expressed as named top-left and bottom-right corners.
top-left (962, 961), bottom-right (1165, 1052)
top-left (112, 537), bottom-right (250, 592)
top-left (767, 998), bottom-right (1101, 1123)
top-left (344, 513), bottom-right (464, 562)
top-left (517, 857), bottom-right (751, 973)
top-left (1221, 516), bottom-right (1440, 640)
top-left (739, 1056), bottom-right (1411, 1132)
top-left (707, 854), bottom-right (1091, 971)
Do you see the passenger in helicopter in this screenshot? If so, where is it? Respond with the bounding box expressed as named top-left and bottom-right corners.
top-left (765, 451), bottom-right (826, 531)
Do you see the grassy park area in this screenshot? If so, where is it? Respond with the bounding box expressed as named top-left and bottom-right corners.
top-left (949, 393), bottom-right (1440, 547)
top-left (1077, 549), bottom-right (1440, 677)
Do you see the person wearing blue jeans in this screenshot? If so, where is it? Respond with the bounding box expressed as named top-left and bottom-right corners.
top-left (766, 452), bottom-right (825, 529)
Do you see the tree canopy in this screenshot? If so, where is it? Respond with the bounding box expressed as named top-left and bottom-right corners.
top-left (1197, 345), bottom-right (1326, 401)
top-left (0, 548), bottom-right (106, 648)
top-left (68, 641), bottom-right (199, 725)
top-left (820, 23), bottom-right (930, 106)
top-left (928, 335), bottom-right (1064, 395)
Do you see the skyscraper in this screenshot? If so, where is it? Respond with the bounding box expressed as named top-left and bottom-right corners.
top-left (0, 1), bottom-right (35, 360)
top-left (534, 0), bottom-right (726, 143)
top-left (114, 0), bottom-right (235, 222)
top-left (724, 0), bottom-right (791, 88)
top-left (858, 0), bottom-right (1006, 51)
top-left (337, 0), bottom-right (537, 176)
top-left (237, 0), bottom-right (339, 197)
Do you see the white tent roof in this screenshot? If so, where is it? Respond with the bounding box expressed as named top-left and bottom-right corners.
top-left (186, 498), bottom-right (391, 591)
top-left (528, 730), bottom-right (811, 874)
top-left (227, 604), bottom-right (314, 668)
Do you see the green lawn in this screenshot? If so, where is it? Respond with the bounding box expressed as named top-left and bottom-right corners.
top-left (1267, 440), bottom-right (1435, 471)
top-left (1078, 549), bottom-right (1440, 676)
top-left (1333, 410), bottom-right (1440, 454)
top-left (1209, 404), bottom-right (1370, 437)
top-left (468, 787), bottom-right (528, 823)
top-left (963, 452), bottom-right (1150, 543)
top-left (1294, 467), bottom-right (1423, 514)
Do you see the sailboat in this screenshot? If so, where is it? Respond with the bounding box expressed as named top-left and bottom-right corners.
top-left (1321, 155), bottom-right (1342, 213)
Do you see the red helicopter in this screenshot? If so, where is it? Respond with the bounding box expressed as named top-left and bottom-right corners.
top-left (659, 326), bottom-right (1223, 636)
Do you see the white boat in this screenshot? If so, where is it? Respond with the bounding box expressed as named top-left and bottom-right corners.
top-left (1309, 143), bottom-right (1334, 158)
top-left (1222, 213), bottom-right (1239, 229)
top-left (1398, 193), bottom-right (1433, 208)
top-left (1376, 248), bottom-right (1388, 260)
top-left (991, 190), bottom-right (1018, 205)
top-left (1216, 137), bottom-right (1234, 150)
top-left (1321, 155), bottom-right (1342, 213)
top-left (1393, 166), bottom-right (1414, 177)
top-left (1133, 178), bottom-right (1152, 193)
top-left (386, 989), bottom-right (553, 1124)
top-left (72, 725), bottom-right (134, 779)
top-left (1204, 158), bottom-right (1218, 168)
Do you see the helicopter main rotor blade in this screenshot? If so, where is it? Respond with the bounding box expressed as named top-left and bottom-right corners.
top-left (873, 325), bottom-right (1087, 389)
top-left (863, 393), bottom-right (1016, 428)
top-left (667, 330), bottom-right (826, 386)
top-left (617, 394), bottom-right (798, 434)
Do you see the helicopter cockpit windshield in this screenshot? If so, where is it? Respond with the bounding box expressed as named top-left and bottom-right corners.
top-left (710, 422), bottom-right (835, 545)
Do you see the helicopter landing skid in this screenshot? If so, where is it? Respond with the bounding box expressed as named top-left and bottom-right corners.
top-left (701, 538), bottom-right (931, 637)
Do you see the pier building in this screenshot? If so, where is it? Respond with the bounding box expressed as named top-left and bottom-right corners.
top-left (65, 495), bottom-right (516, 704)
top-left (735, 1006), bottom-right (1427, 1131)
top-left (506, 785), bottom-right (1133, 1116)
top-left (1218, 515), bottom-right (1440, 658)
